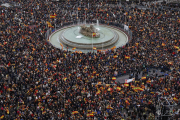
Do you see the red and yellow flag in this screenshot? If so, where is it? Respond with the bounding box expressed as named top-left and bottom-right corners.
top-left (112, 77), bottom-right (116, 81)
top-left (50, 15), bottom-right (56, 18)
top-left (162, 43), bottom-right (165, 46)
top-left (107, 105), bottom-right (113, 109)
top-left (174, 45), bottom-right (179, 49)
top-left (72, 47), bottom-right (76, 50)
top-left (141, 76), bottom-right (146, 80)
top-left (124, 83), bottom-right (129, 87)
top-left (173, 97), bottom-right (178, 101)
top-left (93, 47), bottom-right (96, 50)
top-left (125, 55), bottom-right (130, 59)
top-left (92, 33), bottom-right (96, 37)
top-left (125, 100), bottom-right (130, 105)
top-left (72, 111), bottom-right (78, 115)
top-left (113, 55), bottom-right (118, 58)
top-left (107, 88), bottom-right (113, 91)
top-left (116, 87), bottom-right (121, 91)
top-left (0, 115), bottom-right (4, 119)
top-left (111, 46), bottom-right (116, 50)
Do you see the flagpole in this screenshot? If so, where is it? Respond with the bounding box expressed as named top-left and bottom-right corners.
top-left (92, 33), bottom-right (93, 53)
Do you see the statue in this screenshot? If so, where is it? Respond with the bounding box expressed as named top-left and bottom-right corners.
top-left (79, 24), bottom-right (100, 38)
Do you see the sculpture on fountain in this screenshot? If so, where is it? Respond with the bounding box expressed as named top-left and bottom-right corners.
top-left (80, 24), bottom-right (100, 38)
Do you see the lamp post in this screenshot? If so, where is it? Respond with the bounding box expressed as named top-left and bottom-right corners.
top-left (92, 33), bottom-right (93, 53)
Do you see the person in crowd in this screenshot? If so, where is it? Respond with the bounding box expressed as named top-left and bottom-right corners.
top-left (0, 0), bottom-right (179, 119)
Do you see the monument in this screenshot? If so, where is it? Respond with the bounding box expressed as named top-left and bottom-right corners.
top-left (79, 24), bottom-right (100, 38)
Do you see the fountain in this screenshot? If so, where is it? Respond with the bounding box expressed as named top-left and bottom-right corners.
top-left (48, 19), bottom-right (129, 52)
top-left (96, 20), bottom-right (100, 31)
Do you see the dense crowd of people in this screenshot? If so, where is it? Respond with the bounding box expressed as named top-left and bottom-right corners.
top-left (0, 0), bottom-right (180, 120)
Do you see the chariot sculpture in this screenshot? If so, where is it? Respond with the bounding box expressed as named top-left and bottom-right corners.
top-left (80, 25), bottom-right (100, 38)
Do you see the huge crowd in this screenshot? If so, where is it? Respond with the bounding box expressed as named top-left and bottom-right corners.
top-left (0, 0), bottom-right (180, 120)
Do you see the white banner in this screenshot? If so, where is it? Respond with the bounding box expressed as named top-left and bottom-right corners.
top-left (125, 78), bottom-right (134, 83)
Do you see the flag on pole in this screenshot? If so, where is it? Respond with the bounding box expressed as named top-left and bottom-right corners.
top-left (60, 43), bottom-right (63, 47)
top-left (72, 47), bottom-right (76, 50)
top-left (93, 47), bottom-right (96, 50)
top-left (46, 21), bottom-right (54, 28)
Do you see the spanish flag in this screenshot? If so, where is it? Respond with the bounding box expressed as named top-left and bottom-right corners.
top-left (125, 55), bottom-right (130, 59)
top-left (60, 43), bottom-right (63, 47)
top-left (113, 55), bottom-right (118, 58)
top-left (50, 15), bottom-right (56, 18)
top-left (111, 46), bottom-right (116, 50)
top-left (46, 21), bottom-right (54, 28)
top-left (116, 87), bottom-right (121, 91)
top-left (107, 88), bottom-right (113, 92)
top-left (124, 83), bottom-right (129, 87)
top-left (90, 113), bottom-right (94, 117)
top-left (148, 100), bottom-right (152, 104)
top-left (96, 90), bottom-right (101, 95)
top-left (72, 47), bottom-right (76, 50)
top-left (72, 111), bottom-right (78, 115)
top-left (6, 108), bottom-right (9, 114)
top-left (92, 32), bottom-right (96, 37)
top-left (137, 87), bottom-right (144, 91)
top-left (162, 43), bottom-right (165, 46)
top-left (141, 76), bottom-right (146, 80)
top-left (146, 80), bottom-right (151, 84)
top-left (173, 97), bottom-right (178, 101)
top-left (135, 43), bottom-right (139, 46)
top-left (125, 100), bottom-right (130, 105)
top-left (124, 12), bottom-right (128, 15)
top-left (107, 105), bottom-right (113, 109)
top-left (112, 77), bottom-right (116, 80)
top-left (93, 47), bottom-right (96, 50)
top-left (174, 45), bottom-right (179, 49)
top-left (0, 115), bottom-right (4, 119)
top-left (129, 16), bottom-right (132, 19)
top-left (96, 74), bottom-right (99, 76)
